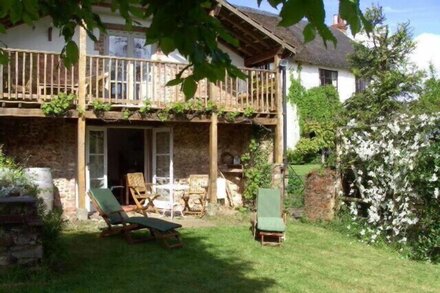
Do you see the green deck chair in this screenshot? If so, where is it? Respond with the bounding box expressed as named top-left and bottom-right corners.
top-left (89, 188), bottom-right (183, 249)
top-left (251, 188), bottom-right (286, 246)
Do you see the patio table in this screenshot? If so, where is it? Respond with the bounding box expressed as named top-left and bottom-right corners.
top-left (154, 184), bottom-right (189, 219)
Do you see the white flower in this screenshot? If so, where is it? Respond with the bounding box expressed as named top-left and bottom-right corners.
top-left (434, 188), bottom-right (439, 199)
top-left (429, 174), bottom-right (438, 182)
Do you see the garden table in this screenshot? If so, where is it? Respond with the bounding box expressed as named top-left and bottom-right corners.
top-left (154, 183), bottom-right (189, 219)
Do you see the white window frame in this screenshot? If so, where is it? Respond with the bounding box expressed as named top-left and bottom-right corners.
top-left (85, 126), bottom-right (108, 211)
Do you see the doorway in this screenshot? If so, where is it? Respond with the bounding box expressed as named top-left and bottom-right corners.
top-left (85, 126), bottom-right (173, 210)
top-left (107, 128), bottom-right (145, 204)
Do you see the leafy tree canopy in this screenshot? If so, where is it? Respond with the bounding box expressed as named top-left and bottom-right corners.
top-left (0, 0), bottom-right (370, 96)
top-left (345, 5), bottom-right (423, 123)
top-left (412, 64), bottom-right (440, 114)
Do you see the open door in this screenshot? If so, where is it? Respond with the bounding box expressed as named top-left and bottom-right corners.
top-left (86, 127), bottom-right (108, 211)
top-left (152, 128), bottom-right (173, 203)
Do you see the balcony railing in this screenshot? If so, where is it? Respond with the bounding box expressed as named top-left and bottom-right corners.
top-left (0, 48), bottom-right (278, 113)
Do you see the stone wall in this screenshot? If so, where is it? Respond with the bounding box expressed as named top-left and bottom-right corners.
top-left (0, 118), bottom-right (77, 219)
top-left (0, 196), bottom-right (43, 268)
top-left (304, 169), bottom-right (337, 221)
top-left (172, 123), bottom-right (253, 179)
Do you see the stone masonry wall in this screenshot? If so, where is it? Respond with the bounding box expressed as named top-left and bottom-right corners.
top-left (0, 118), bottom-right (77, 219)
top-left (172, 123), bottom-right (253, 179)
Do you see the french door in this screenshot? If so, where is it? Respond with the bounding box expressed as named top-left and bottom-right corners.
top-left (108, 31), bottom-right (153, 101)
top-left (152, 128), bottom-right (174, 202)
top-left (86, 127), bottom-right (108, 211)
top-left (84, 126), bottom-right (173, 211)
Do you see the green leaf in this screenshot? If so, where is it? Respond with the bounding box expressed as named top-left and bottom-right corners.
top-left (166, 78), bottom-right (183, 87)
top-left (0, 50), bottom-right (8, 65)
top-left (63, 41), bottom-right (79, 67)
top-left (160, 37), bottom-right (175, 55)
top-left (279, 0), bottom-right (305, 27)
top-left (303, 23), bottom-right (316, 43)
top-left (9, 0), bottom-right (23, 24)
top-left (182, 76), bottom-right (197, 98)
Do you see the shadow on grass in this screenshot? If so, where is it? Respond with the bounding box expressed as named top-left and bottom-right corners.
top-left (1, 228), bottom-right (276, 292)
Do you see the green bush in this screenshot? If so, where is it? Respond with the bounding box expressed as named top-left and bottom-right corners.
top-left (287, 139), bottom-right (320, 164)
top-left (408, 140), bottom-right (440, 262)
top-left (41, 93), bottom-right (76, 117)
top-left (91, 99), bottom-right (112, 114)
top-left (285, 166), bottom-right (304, 208)
top-left (241, 130), bottom-right (272, 203)
top-left (0, 149), bottom-right (38, 197)
top-left (41, 208), bottom-right (67, 267)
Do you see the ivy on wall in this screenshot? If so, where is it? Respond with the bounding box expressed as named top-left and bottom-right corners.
top-left (287, 75), bottom-right (343, 164)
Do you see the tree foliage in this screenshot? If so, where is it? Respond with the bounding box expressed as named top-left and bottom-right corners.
top-left (0, 0), bottom-right (370, 97)
top-left (412, 64), bottom-right (440, 114)
top-left (345, 5), bottom-right (423, 123)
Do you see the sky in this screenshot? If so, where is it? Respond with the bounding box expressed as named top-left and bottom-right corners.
top-left (230, 0), bottom-right (440, 72)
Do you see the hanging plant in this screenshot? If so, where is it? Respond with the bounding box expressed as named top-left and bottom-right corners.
top-left (41, 93), bottom-right (76, 117)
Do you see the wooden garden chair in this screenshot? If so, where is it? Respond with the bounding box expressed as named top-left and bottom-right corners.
top-left (182, 174), bottom-right (208, 217)
top-left (126, 172), bottom-right (159, 215)
top-left (251, 188), bottom-right (286, 246)
top-left (88, 188), bottom-right (183, 248)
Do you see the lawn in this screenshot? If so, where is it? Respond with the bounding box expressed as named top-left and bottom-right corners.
top-left (2, 220), bottom-right (440, 293)
top-left (290, 164), bottom-right (322, 179)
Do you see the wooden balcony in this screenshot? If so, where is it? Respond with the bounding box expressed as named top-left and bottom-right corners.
top-left (0, 48), bottom-right (278, 115)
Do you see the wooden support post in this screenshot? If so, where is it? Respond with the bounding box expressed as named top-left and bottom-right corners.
top-left (209, 111), bottom-right (218, 203)
top-left (77, 25), bottom-right (87, 219)
top-left (274, 55), bottom-right (283, 165)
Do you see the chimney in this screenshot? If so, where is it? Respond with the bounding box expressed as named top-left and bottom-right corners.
top-left (331, 14), bottom-right (347, 33)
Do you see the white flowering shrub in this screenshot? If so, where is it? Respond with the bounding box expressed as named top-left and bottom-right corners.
top-left (340, 114), bottom-right (440, 261)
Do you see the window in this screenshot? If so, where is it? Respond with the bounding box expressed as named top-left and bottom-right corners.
top-left (319, 69), bottom-right (338, 88)
top-left (107, 31), bottom-right (153, 59)
top-left (355, 77), bottom-right (369, 93)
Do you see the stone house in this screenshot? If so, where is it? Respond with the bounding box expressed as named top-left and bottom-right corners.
top-left (0, 2), bottom-right (296, 219)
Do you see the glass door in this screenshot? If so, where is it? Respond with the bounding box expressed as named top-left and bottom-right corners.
top-left (108, 32), bottom-right (153, 101)
top-left (86, 127), bottom-right (108, 211)
top-left (152, 128), bottom-right (173, 204)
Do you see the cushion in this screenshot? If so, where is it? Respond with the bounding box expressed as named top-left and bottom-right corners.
top-left (126, 217), bottom-right (182, 232)
top-left (257, 188), bottom-right (281, 218)
top-left (257, 216), bottom-right (286, 232)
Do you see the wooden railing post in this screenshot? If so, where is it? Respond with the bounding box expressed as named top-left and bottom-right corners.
top-left (77, 25), bottom-right (87, 220)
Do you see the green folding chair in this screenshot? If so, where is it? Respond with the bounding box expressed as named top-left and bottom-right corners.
top-left (89, 188), bottom-right (183, 249)
top-left (251, 188), bottom-right (286, 246)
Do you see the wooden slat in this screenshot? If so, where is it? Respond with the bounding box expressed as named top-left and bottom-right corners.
top-left (15, 51), bottom-right (18, 97)
top-left (50, 54), bottom-right (54, 96)
top-left (43, 53), bottom-right (47, 98)
top-left (36, 53), bottom-right (40, 101)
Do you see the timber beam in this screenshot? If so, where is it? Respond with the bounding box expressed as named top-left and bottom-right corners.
top-left (245, 47), bottom-right (283, 67)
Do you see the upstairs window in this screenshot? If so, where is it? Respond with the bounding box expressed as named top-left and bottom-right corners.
top-left (319, 69), bottom-right (338, 89)
top-left (356, 77), bottom-right (369, 93)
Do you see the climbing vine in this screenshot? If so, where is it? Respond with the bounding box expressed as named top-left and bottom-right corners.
top-left (241, 128), bottom-right (273, 203)
top-left (288, 76), bottom-right (343, 164)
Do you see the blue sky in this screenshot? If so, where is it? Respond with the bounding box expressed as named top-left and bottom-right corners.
top-left (229, 0), bottom-right (440, 37)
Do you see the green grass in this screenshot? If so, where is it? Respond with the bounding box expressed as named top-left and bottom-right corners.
top-left (2, 221), bottom-right (440, 293)
top-left (290, 164), bottom-right (322, 179)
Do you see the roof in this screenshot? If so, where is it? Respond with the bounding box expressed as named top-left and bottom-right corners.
top-left (216, 1), bottom-right (296, 66)
top-left (235, 6), bottom-right (354, 70)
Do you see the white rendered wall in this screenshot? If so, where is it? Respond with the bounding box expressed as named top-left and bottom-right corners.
top-left (285, 61), bottom-right (356, 149)
top-left (1, 7), bottom-right (244, 68)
